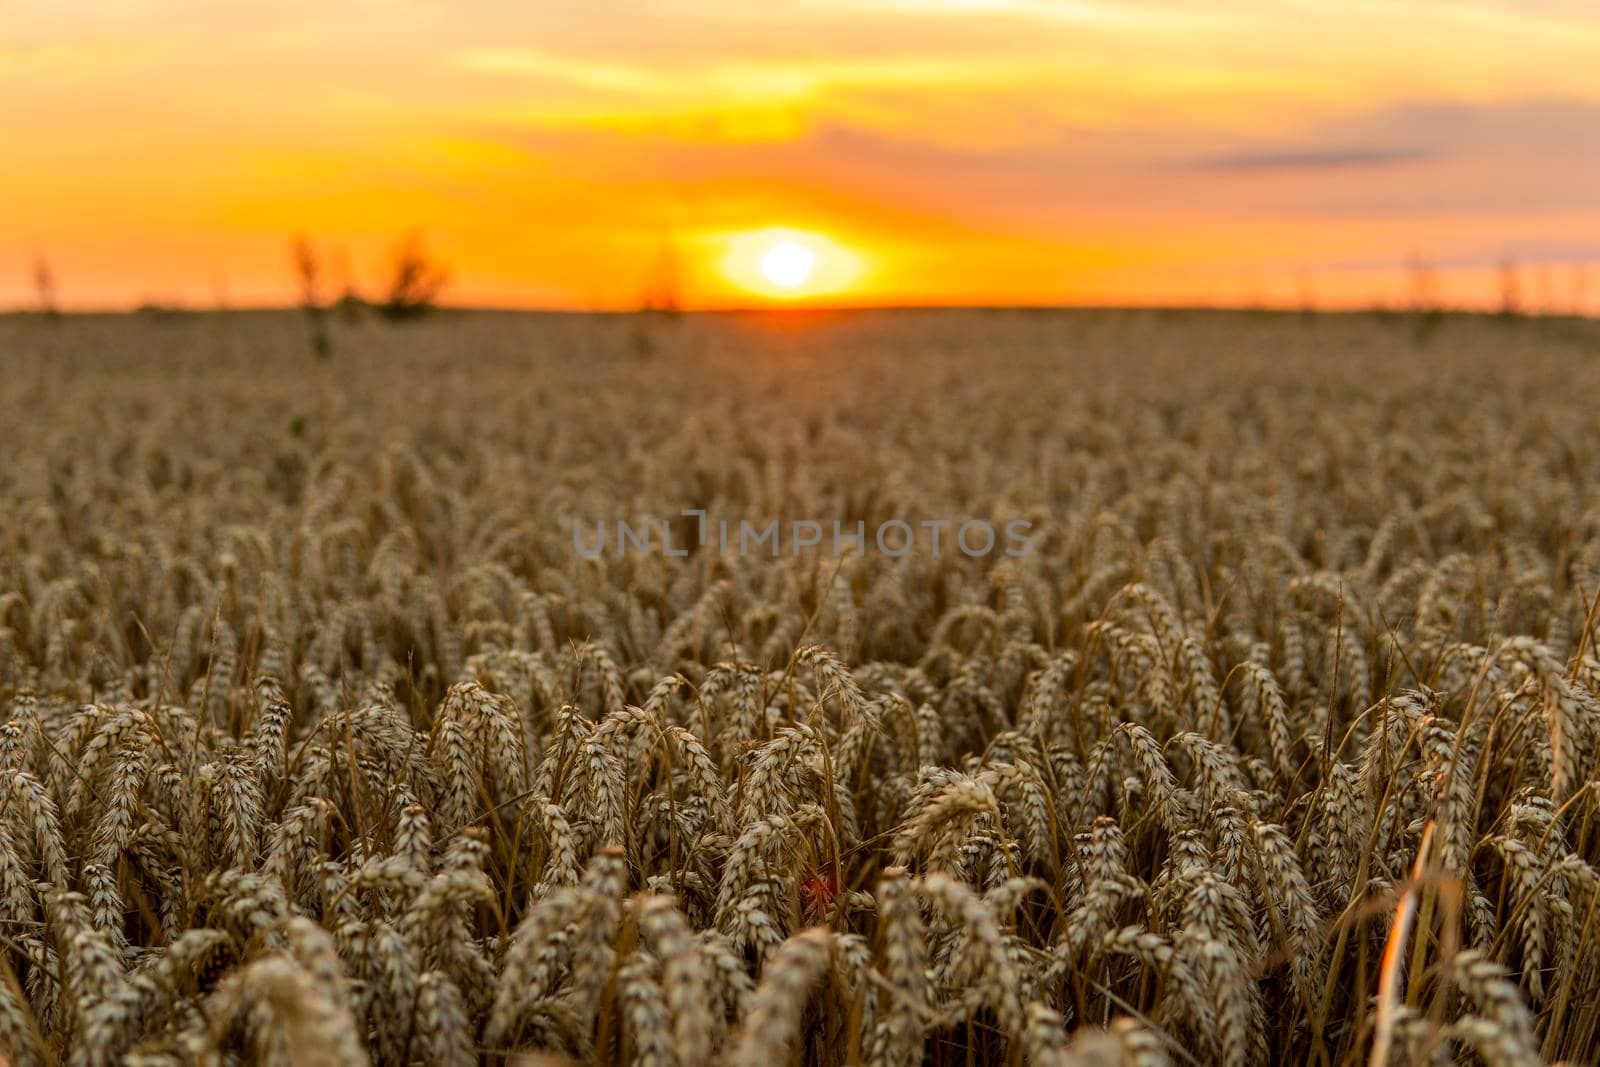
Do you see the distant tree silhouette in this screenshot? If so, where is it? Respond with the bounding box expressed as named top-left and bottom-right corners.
top-left (631, 233), bottom-right (684, 359)
top-left (291, 234), bottom-right (332, 360)
top-left (1498, 257), bottom-right (1523, 318)
top-left (330, 246), bottom-right (369, 319)
top-left (31, 251), bottom-right (57, 317)
top-left (1406, 255), bottom-right (1440, 313)
top-left (640, 234), bottom-right (683, 317)
top-left (1405, 256), bottom-right (1446, 347)
top-left (379, 232), bottom-right (448, 320)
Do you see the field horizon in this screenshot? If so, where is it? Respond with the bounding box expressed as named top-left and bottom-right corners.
top-left (7, 301), bottom-right (1598, 321)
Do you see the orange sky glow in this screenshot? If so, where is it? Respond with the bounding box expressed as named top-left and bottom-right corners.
top-left (4, 0), bottom-right (1599, 311)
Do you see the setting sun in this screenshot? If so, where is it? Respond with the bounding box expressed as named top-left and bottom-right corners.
top-left (720, 228), bottom-right (863, 303)
top-left (760, 241), bottom-right (816, 289)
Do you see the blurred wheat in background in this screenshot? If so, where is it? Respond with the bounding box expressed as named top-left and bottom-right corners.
top-left (2, 308), bottom-right (1600, 1065)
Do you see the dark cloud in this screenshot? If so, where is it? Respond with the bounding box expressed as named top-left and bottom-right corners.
top-left (1171, 146), bottom-right (1439, 172)
top-left (1167, 96), bottom-right (1600, 179)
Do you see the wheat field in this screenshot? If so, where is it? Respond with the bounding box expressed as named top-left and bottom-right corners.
top-left (3, 308), bottom-right (1600, 1066)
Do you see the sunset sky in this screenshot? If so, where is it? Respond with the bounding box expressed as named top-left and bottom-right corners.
top-left (4, 0), bottom-right (1599, 310)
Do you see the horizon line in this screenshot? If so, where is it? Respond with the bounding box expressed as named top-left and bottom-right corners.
top-left (3, 300), bottom-right (1591, 320)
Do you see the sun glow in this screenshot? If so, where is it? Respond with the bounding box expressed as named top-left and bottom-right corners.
top-left (722, 228), bottom-right (862, 302)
